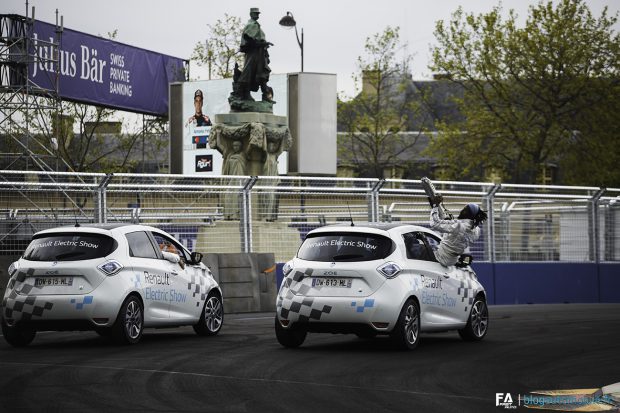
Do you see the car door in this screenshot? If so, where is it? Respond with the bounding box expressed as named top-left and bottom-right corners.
top-left (421, 232), bottom-right (468, 321)
top-left (125, 231), bottom-right (170, 321)
top-left (150, 232), bottom-right (197, 322)
top-left (402, 232), bottom-right (452, 326)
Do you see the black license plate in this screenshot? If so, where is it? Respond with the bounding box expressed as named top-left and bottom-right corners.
top-left (312, 278), bottom-right (352, 288)
top-left (34, 277), bottom-right (74, 287)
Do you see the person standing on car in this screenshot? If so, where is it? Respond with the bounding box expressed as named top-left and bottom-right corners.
top-left (428, 195), bottom-right (487, 267)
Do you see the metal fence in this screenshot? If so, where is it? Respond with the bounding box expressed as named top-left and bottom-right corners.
top-left (1, 170), bottom-right (618, 263)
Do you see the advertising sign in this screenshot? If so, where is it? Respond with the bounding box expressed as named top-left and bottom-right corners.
top-left (28, 19), bottom-right (185, 116)
top-left (176, 75), bottom-right (288, 175)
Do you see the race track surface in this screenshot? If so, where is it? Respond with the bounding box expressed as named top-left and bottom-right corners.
top-left (0, 304), bottom-right (618, 413)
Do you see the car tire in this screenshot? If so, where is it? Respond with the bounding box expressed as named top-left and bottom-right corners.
top-left (458, 297), bottom-right (489, 341)
top-left (275, 317), bottom-right (307, 348)
top-left (390, 299), bottom-right (421, 350)
top-left (193, 292), bottom-right (223, 336)
top-left (1, 316), bottom-right (36, 347)
top-left (111, 295), bottom-right (144, 345)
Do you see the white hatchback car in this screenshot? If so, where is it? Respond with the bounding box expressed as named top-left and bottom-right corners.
top-left (275, 223), bottom-right (488, 350)
top-left (2, 224), bottom-right (223, 346)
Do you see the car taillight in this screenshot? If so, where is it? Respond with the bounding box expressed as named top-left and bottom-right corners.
top-left (97, 260), bottom-right (123, 276)
top-left (282, 261), bottom-right (294, 277)
top-left (8, 261), bottom-right (19, 277)
top-left (377, 262), bottom-right (402, 278)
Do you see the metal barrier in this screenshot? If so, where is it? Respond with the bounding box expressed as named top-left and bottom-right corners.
top-left (1, 170), bottom-right (618, 263)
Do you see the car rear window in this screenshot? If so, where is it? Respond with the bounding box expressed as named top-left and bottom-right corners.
top-left (297, 232), bottom-right (394, 262)
top-left (23, 233), bottom-right (117, 261)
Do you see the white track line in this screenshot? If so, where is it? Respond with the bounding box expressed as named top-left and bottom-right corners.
top-left (0, 361), bottom-right (486, 402)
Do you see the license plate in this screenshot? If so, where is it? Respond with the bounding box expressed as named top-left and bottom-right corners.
top-left (312, 278), bottom-right (352, 288)
top-left (34, 277), bottom-right (74, 287)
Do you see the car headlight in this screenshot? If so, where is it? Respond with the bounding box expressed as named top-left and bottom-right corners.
top-left (282, 261), bottom-right (294, 277)
top-left (377, 262), bottom-right (402, 279)
top-left (8, 261), bottom-right (19, 277)
top-left (97, 260), bottom-right (123, 276)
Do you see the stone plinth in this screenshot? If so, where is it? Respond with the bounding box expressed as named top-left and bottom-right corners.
top-left (210, 112), bottom-right (292, 220)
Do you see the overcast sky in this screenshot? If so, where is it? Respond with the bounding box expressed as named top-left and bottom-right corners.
top-left (4, 0), bottom-right (620, 98)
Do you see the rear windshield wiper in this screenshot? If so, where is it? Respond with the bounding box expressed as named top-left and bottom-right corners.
top-left (54, 251), bottom-right (85, 260)
top-left (332, 254), bottom-right (364, 261)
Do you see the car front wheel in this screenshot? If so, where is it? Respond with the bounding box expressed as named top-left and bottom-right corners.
top-left (194, 292), bottom-right (223, 336)
top-left (275, 317), bottom-right (306, 348)
top-left (1, 317), bottom-right (36, 347)
top-left (112, 295), bottom-right (144, 345)
top-left (391, 299), bottom-right (420, 350)
top-left (458, 298), bottom-right (489, 341)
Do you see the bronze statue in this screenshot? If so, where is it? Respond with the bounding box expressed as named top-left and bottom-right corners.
top-left (229, 8), bottom-right (274, 112)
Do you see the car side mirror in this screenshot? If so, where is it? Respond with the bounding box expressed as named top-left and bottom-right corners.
top-left (190, 252), bottom-right (203, 265)
top-left (455, 254), bottom-right (473, 268)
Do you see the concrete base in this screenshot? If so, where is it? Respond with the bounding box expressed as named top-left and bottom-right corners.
top-left (214, 112), bottom-right (287, 127)
top-left (196, 220), bottom-right (301, 263)
top-left (204, 253), bottom-right (277, 314)
top-left (0, 255), bottom-right (19, 304)
top-left (249, 221), bottom-right (301, 263)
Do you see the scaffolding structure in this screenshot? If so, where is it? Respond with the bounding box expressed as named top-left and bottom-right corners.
top-left (0, 6), bottom-right (64, 173)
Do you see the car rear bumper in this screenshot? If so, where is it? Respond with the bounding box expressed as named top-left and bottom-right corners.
top-left (276, 281), bottom-right (405, 333)
top-left (3, 285), bottom-right (124, 330)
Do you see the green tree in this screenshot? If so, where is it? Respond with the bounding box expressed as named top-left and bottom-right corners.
top-left (338, 26), bottom-right (427, 178)
top-left (191, 14), bottom-right (243, 79)
top-left (428, 0), bottom-right (620, 185)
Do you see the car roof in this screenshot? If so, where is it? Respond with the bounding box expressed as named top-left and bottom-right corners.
top-left (310, 222), bottom-right (436, 236)
top-left (34, 223), bottom-right (163, 236)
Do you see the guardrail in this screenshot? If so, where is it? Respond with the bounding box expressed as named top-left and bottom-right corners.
top-left (0, 170), bottom-right (618, 264)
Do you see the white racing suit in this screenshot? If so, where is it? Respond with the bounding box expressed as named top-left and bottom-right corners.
top-left (430, 206), bottom-right (480, 267)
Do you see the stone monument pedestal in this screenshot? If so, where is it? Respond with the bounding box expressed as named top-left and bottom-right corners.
top-left (210, 112), bottom-right (292, 221)
top-left (212, 113), bottom-right (289, 176)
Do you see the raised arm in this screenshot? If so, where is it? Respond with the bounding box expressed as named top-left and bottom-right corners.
top-left (430, 206), bottom-right (459, 234)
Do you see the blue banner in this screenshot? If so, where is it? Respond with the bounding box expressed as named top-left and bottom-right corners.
top-left (30, 20), bottom-right (185, 116)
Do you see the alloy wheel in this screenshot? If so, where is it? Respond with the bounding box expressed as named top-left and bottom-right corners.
top-left (204, 296), bottom-right (223, 333)
top-left (470, 300), bottom-right (488, 338)
top-left (124, 300), bottom-right (142, 340)
top-left (404, 304), bottom-right (419, 344)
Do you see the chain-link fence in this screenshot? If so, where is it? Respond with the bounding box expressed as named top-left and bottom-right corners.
top-left (1, 170), bottom-right (618, 263)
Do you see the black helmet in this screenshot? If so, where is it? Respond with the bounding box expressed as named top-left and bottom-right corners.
top-left (458, 203), bottom-right (487, 226)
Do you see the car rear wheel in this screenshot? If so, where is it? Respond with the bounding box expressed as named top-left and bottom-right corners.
top-left (458, 298), bottom-right (489, 341)
top-left (390, 299), bottom-right (420, 350)
top-left (112, 295), bottom-right (143, 345)
top-left (1, 317), bottom-right (36, 347)
top-left (193, 292), bottom-right (223, 336)
top-left (275, 317), bottom-right (307, 348)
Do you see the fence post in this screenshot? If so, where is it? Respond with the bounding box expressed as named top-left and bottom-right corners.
top-left (369, 179), bottom-right (386, 222)
top-left (485, 184), bottom-right (501, 263)
top-left (589, 188), bottom-right (606, 263)
top-left (241, 176), bottom-right (258, 253)
top-left (95, 173), bottom-right (113, 224)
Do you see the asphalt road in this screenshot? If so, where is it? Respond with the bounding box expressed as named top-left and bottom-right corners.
top-left (0, 304), bottom-right (618, 413)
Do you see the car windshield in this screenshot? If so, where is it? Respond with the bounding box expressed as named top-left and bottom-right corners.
top-left (23, 233), bottom-right (117, 261)
top-left (297, 232), bottom-right (394, 262)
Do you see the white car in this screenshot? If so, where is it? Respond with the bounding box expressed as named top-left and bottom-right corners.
top-left (275, 223), bottom-right (488, 350)
top-left (2, 224), bottom-right (223, 346)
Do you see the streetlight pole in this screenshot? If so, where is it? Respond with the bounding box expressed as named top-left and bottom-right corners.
top-left (279, 11), bottom-right (304, 72)
top-left (206, 40), bottom-right (213, 80)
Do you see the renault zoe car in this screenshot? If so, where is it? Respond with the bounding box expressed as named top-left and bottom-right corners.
top-left (2, 224), bottom-right (223, 347)
top-left (275, 223), bottom-right (488, 350)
